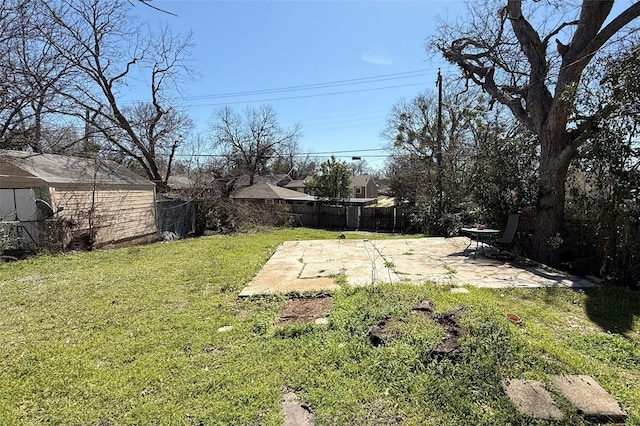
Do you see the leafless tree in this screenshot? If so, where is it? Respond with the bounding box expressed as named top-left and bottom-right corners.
top-left (210, 105), bottom-right (302, 186)
top-left (270, 138), bottom-right (318, 179)
top-left (434, 0), bottom-right (640, 265)
top-left (134, 0), bottom-right (177, 16)
top-left (0, 0), bottom-right (77, 152)
top-left (382, 88), bottom-right (477, 205)
top-left (38, 0), bottom-right (194, 191)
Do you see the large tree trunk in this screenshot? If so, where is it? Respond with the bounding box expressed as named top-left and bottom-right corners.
top-left (436, 0), bottom-right (640, 266)
top-left (533, 132), bottom-right (575, 266)
top-left (533, 162), bottom-right (567, 266)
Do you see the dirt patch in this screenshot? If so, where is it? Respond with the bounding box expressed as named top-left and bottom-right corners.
top-left (277, 297), bottom-right (333, 325)
top-left (368, 317), bottom-right (409, 346)
top-left (420, 303), bottom-right (465, 360)
top-left (368, 300), bottom-right (466, 361)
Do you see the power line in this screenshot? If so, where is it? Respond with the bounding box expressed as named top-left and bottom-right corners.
top-left (188, 81), bottom-right (430, 108)
top-left (173, 147), bottom-right (389, 158)
top-left (123, 69), bottom-right (436, 107)
top-left (182, 69), bottom-right (434, 101)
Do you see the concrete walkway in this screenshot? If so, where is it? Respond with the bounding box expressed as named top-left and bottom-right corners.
top-left (239, 238), bottom-right (597, 296)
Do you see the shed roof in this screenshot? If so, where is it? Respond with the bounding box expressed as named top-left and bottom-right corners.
top-left (0, 160), bottom-right (46, 189)
top-left (0, 150), bottom-right (155, 190)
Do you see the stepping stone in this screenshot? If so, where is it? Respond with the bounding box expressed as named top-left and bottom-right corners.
top-left (502, 379), bottom-right (564, 420)
top-left (550, 375), bottom-right (627, 422)
top-left (282, 390), bottom-right (315, 426)
top-left (314, 317), bottom-right (329, 325)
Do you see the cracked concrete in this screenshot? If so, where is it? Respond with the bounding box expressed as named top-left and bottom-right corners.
top-left (239, 237), bottom-right (597, 296)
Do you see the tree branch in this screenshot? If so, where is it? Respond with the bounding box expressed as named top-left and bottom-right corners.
top-left (542, 20), bottom-right (579, 52)
top-left (592, 2), bottom-right (640, 53)
top-left (134, 0), bottom-right (178, 17)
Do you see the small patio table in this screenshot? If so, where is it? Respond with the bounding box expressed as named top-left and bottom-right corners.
top-left (461, 227), bottom-right (501, 259)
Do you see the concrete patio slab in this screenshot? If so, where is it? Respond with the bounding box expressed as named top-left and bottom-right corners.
top-left (239, 238), bottom-right (597, 296)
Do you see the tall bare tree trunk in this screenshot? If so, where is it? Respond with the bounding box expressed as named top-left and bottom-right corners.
top-left (531, 109), bottom-right (577, 265)
top-left (534, 155), bottom-right (569, 266)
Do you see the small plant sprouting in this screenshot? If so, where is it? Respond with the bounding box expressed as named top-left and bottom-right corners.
top-left (332, 273), bottom-right (348, 286)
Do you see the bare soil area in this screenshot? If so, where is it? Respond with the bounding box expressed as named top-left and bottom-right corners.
top-left (277, 297), bottom-right (333, 325)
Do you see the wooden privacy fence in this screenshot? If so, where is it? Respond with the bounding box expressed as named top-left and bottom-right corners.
top-left (290, 205), bottom-right (416, 233)
top-left (290, 205), bottom-right (346, 229)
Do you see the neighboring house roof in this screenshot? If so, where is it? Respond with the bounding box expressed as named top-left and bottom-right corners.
top-left (351, 174), bottom-right (375, 187)
top-left (275, 174), bottom-right (293, 187)
top-left (234, 174), bottom-right (291, 187)
top-left (0, 149), bottom-right (155, 190)
top-left (167, 175), bottom-right (194, 190)
top-left (284, 179), bottom-right (308, 190)
top-left (230, 182), bottom-right (315, 201)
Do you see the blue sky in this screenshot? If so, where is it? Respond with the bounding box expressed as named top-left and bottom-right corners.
top-left (131, 1), bottom-right (467, 169)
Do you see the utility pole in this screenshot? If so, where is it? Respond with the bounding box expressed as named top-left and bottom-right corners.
top-left (436, 69), bottom-right (444, 226)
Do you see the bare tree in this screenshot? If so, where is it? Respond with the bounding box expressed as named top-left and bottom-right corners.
top-left (39, 0), bottom-right (194, 191)
top-left (435, 0), bottom-right (640, 265)
top-left (270, 138), bottom-right (318, 179)
top-left (134, 0), bottom-right (177, 16)
top-left (0, 0), bottom-right (77, 152)
top-left (382, 88), bottom-right (477, 211)
top-left (210, 105), bottom-right (301, 186)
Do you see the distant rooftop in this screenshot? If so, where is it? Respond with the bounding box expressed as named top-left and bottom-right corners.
top-left (230, 182), bottom-right (314, 200)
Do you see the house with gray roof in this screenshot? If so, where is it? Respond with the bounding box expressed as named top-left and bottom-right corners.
top-left (351, 175), bottom-right (378, 199)
top-left (230, 182), bottom-right (315, 204)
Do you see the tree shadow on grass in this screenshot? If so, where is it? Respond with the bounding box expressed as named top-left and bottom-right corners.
top-left (584, 285), bottom-right (640, 336)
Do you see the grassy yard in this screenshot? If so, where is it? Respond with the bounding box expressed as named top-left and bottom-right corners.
top-left (0, 228), bottom-right (639, 425)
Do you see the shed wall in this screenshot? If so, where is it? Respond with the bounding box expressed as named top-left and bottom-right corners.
top-left (50, 187), bottom-right (157, 248)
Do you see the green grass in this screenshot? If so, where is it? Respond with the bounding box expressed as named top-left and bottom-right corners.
top-left (0, 228), bottom-right (639, 425)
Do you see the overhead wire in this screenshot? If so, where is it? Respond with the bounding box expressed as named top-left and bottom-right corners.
top-left (188, 81), bottom-right (431, 108)
top-left (123, 68), bottom-right (437, 106)
top-left (158, 68), bottom-right (442, 162)
top-left (173, 148), bottom-right (389, 158)
top-left (181, 69), bottom-right (434, 101)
